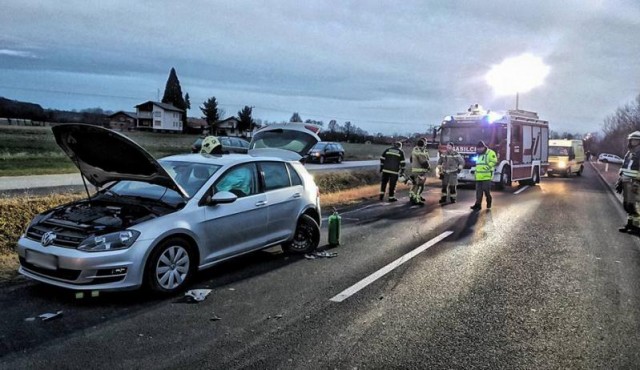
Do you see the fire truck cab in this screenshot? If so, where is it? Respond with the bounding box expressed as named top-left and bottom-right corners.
top-left (438, 104), bottom-right (549, 189)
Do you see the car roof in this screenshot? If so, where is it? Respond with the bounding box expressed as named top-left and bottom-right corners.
top-left (161, 153), bottom-right (291, 165)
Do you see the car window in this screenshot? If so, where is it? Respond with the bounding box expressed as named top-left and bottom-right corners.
top-left (260, 162), bottom-right (291, 191)
top-left (287, 163), bottom-right (303, 186)
top-left (251, 129), bottom-right (319, 155)
top-left (220, 138), bottom-right (231, 146)
top-left (160, 161), bottom-right (222, 197)
top-left (214, 163), bottom-right (257, 197)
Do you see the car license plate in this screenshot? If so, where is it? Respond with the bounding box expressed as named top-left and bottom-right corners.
top-left (25, 250), bottom-right (58, 270)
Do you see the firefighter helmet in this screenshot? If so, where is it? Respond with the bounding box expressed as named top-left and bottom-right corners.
top-left (200, 136), bottom-right (222, 154)
top-left (628, 131), bottom-right (640, 140)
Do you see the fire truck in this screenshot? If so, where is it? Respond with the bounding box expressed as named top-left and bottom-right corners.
top-left (437, 104), bottom-right (549, 189)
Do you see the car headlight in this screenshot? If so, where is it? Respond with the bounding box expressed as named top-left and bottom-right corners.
top-left (78, 230), bottom-right (140, 252)
top-left (558, 161), bottom-right (566, 168)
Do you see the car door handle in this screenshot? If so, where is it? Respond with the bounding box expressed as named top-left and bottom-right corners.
top-left (292, 193), bottom-right (301, 199)
top-left (255, 201), bottom-right (267, 207)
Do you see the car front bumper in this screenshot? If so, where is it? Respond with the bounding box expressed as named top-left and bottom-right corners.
top-left (17, 236), bottom-right (153, 291)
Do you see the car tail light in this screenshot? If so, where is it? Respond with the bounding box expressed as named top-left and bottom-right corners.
top-left (304, 125), bottom-right (321, 134)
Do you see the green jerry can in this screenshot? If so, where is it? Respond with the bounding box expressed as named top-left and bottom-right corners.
top-left (328, 210), bottom-right (341, 246)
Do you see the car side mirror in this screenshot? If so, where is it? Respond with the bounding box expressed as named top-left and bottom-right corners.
top-left (204, 191), bottom-right (237, 206)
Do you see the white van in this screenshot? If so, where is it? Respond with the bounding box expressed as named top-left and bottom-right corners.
top-left (547, 139), bottom-right (585, 177)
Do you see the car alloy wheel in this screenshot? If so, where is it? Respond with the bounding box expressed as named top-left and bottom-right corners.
top-left (146, 237), bottom-right (194, 294)
top-left (283, 214), bottom-right (320, 254)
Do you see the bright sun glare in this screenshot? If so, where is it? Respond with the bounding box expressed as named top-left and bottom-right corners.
top-left (485, 54), bottom-right (550, 96)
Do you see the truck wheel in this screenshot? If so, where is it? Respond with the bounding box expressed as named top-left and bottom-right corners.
top-left (532, 166), bottom-right (540, 184)
top-left (497, 167), bottom-right (511, 190)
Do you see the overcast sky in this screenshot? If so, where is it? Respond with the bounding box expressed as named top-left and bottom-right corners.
top-left (1, 0), bottom-right (639, 135)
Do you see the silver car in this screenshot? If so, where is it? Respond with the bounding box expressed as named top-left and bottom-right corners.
top-left (17, 124), bottom-right (322, 294)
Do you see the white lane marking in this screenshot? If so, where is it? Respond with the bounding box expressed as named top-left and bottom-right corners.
top-left (514, 185), bottom-right (530, 195)
top-left (329, 231), bottom-right (454, 302)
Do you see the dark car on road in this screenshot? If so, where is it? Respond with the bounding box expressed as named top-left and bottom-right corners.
top-left (306, 142), bottom-right (345, 164)
top-left (191, 136), bottom-right (250, 154)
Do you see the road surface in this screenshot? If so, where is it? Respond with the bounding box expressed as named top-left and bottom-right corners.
top-left (1, 161), bottom-right (639, 369)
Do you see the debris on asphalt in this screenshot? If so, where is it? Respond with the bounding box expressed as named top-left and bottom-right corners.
top-left (24, 317), bottom-right (36, 322)
top-left (228, 288), bottom-right (235, 291)
top-left (178, 289), bottom-right (212, 303)
top-left (210, 314), bottom-right (222, 321)
top-left (38, 310), bottom-right (64, 321)
top-left (304, 250), bottom-right (338, 259)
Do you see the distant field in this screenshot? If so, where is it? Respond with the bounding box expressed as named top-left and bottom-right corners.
top-left (0, 126), bottom-right (387, 176)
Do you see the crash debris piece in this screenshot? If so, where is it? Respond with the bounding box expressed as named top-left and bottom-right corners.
top-left (183, 289), bottom-right (212, 303)
top-left (304, 250), bottom-right (338, 259)
top-left (38, 310), bottom-right (64, 321)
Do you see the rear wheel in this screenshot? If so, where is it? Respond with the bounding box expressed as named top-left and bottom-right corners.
top-left (282, 214), bottom-right (320, 254)
top-left (145, 237), bottom-right (195, 294)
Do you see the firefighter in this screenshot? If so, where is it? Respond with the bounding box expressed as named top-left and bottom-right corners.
top-left (617, 131), bottom-right (640, 233)
top-left (379, 141), bottom-right (406, 202)
top-left (470, 140), bottom-right (497, 210)
top-left (200, 136), bottom-right (223, 155)
top-left (437, 141), bottom-right (464, 204)
top-left (409, 139), bottom-right (431, 205)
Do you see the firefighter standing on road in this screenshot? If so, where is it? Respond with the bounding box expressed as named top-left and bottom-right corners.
top-left (617, 131), bottom-right (640, 233)
top-left (437, 142), bottom-right (464, 204)
top-left (379, 141), bottom-right (406, 202)
top-left (409, 139), bottom-right (431, 205)
top-left (470, 140), bottom-right (497, 210)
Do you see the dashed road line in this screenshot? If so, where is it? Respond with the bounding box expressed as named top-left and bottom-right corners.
top-left (329, 231), bottom-right (454, 302)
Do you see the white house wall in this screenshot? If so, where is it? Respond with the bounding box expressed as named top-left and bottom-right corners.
top-left (152, 106), bottom-right (182, 132)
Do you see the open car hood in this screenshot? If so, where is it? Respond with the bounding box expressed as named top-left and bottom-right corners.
top-left (52, 124), bottom-right (188, 198)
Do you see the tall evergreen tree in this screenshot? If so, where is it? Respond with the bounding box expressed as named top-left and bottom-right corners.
top-left (200, 97), bottom-right (221, 133)
top-left (237, 106), bottom-right (254, 135)
top-left (184, 93), bottom-right (191, 110)
top-left (290, 112), bottom-right (302, 122)
top-left (161, 67), bottom-right (188, 132)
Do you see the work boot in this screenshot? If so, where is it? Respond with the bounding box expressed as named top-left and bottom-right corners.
top-left (379, 194), bottom-right (384, 201)
top-left (450, 198), bottom-right (456, 203)
top-left (486, 200), bottom-right (492, 209)
top-left (439, 196), bottom-right (447, 204)
top-left (388, 197), bottom-right (397, 202)
top-left (470, 204), bottom-right (481, 210)
top-left (620, 219), bottom-right (634, 233)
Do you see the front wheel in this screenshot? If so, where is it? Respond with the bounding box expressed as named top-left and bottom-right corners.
top-left (337, 155), bottom-right (343, 163)
top-left (577, 165), bottom-right (583, 176)
top-left (145, 237), bottom-right (195, 294)
top-left (497, 167), bottom-right (511, 190)
top-left (532, 166), bottom-right (540, 184)
top-left (319, 156), bottom-right (325, 164)
top-left (282, 214), bottom-right (320, 254)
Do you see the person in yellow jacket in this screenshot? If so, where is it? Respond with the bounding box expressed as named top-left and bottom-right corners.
top-left (437, 142), bottom-right (464, 204)
top-left (617, 131), bottom-right (640, 233)
top-left (379, 141), bottom-right (406, 202)
top-left (409, 139), bottom-right (431, 205)
top-left (470, 140), bottom-right (497, 210)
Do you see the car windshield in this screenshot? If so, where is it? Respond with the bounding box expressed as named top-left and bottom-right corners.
top-left (312, 143), bottom-right (329, 150)
top-left (108, 160), bottom-right (222, 200)
top-left (250, 129), bottom-right (318, 155)
top-left (549, 146), bottom-right (570, 156)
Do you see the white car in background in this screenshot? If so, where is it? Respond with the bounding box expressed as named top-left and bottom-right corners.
top-left (598, 153), bottom-right (623, 164)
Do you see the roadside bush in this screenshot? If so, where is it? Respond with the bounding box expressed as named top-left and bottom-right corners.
top-left (314, 169), bottom-right (379, 193)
